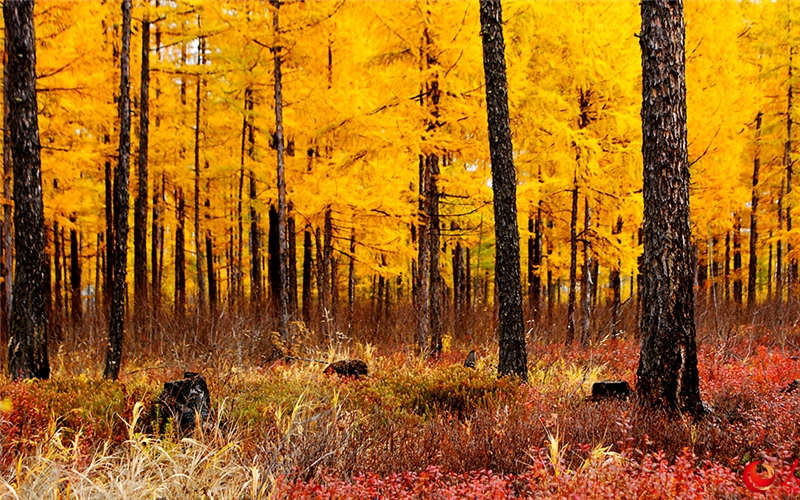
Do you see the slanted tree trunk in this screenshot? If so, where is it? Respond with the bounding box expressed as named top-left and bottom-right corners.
top-left (70, 227), bottom-right (81, 325)
top-left (104, 0), bottom-right (132, 380)
top-left (479, 0), bottom-right (527, 380)
top-left (134, 16), bottom-right (149, 324)
top-left (566, 180), bottom-right (578, 344)
top-left (748, 112), bottom-right (762, 308)
top-left (636, 0), bottom-right (702, 416)
top-left (302, 228), bottom-right (312, 323)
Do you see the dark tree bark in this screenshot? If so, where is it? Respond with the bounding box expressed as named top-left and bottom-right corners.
top-left (104, 0), bottom-right (132, 380)
top-left (733, 217), bottom-right (742, 305)
top-left (777, 180), bottom-right (784, 301)
top-left (61, 229), bottom-right (68, 320)
top-left (566, 181), bottom-right (578, 344)
top-left (175, 188), bottom-right (186, 319)
top-left (206, 234), bottom-right (216, 315)
top-left (288, 212), bottom-right (298, 317)
top-left (636, 0), bottom-right (702, 416)
top-left (611, 216), bottom-right (623, 333)
top-left (53, 222), bottom-right (62, 328)
top-left (427, 154), bottom-right (442, 357)
top-left (70, 227), bottom-right (81, 325)
top-left (302, 227), bottom-right (312, 323)
top-left (268, 205), bottom-right (280, 315)
top-left (416, 156), bottom-right (430, 352)
top-left (724, 232), bottom-right (730, 302)
top-left (748, 112), bottom-right (762, 308)
top-left (532, 201), bottom-right (542, 319)
top-left (580, 197), bottom-right (592, 346)
top-left (348, 228), bottom-right (355, 335)
top-left (193, 37), bottom-right (205, 314)
top-left (527, 214), bottom-right (534, 312)
top-left (151, 172), bottom-right (162, 317)
top-left (272, 1), bottom-right (291, 342)
top-left (479, 0), bottom-right (527, 380)
top-left (134, 16), bottom-right (150, 323)
top-left (786, 26), bottom-right (795, 301)
top-left (1, 35), bottom-right (13, 347)
top-left (104, 157), bottom-right (113, 315)
top-left (246, 90), bottom-right (262, 309)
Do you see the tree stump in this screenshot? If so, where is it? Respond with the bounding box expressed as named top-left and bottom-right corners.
top-left (323, 360), bottom-right (368, 378)
top-left (154, 372), bottom-right (211, 433)
top-left (590, 381), bottom-right (632, 401)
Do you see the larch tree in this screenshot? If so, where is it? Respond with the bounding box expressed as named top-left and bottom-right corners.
top-left (479, 0), bottom-right (526, 380)
top-left (5, 0), bottom-right (50, 380)
top-left (134, 13), bottom-right (150, 324)
top-left (636, 0), bottom-right (703, 416)
top-left (104, 0), bottom-right (132, 380)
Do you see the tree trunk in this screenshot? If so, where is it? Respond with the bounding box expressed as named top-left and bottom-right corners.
top-left (54, 222), bottom-right (63, 332)
top-left (104, 0), bottom-right (132, 380)
top-left (206, 234), bottom-right (216, 315)
top-left (786, 27), bottom-right (794, 302)
top-left (104, 157), bottom-right (113, 315)
top-left (532, 201), bottom-right (543, 319)
top-left (247, 89), bottom-right (262, 309)
top-left (268, 205), bottom-right (280, 315)
top-left (748, 112), bottom-right (762, 308)
top-left (70, 227), bottom-right (81, 325)
top-left (611, 216), bottom-right (622, 333)
top-left (479, 0), bottom-right (527, 379)
top-left (724, 232), bottom-right (730, 302)
top-left (175, 188), bottom-right (186, 319)
top-left (527, 214), bottom-right (533, 313)
top-left (302, 228), bottom-right (312, 323)
top-left (323, 208), bottom-right (334, 336)
top-left (566, 181), bottom-right (578, 344)
top-left (271, 2), bottom-right (290, 342)
top-left (733, 217), bottom-right (742, 305)
top-left (1, 34), bottom-right (13, 347)
top-left (288, 212), bottom-right (298, 317)
top-left (416, 155), bottom-right (430, 353)
top-left (777, 180), bottom-right (784, 302)
top-left (580, 197), bottom-right (592, 346)
top-left (193, 40), bottom-right (205, 314)
top-left (134, 16), bottom-right (149, 323)
top-left (636, 0), bottom-right (702, 416)
top-left (427, 154), bottom-right (442, 357)
top-left (348, 229), bottom-right (355, 335)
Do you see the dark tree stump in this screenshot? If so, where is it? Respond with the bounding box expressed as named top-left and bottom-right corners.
top-left (155, 372), bottom-right (211, 433)
top-left (590, 381), bottom-right (632, 401)
top-left (323, 360), bottom-right (368, 378)
top-left (464, 350), bottom-right (476, 369)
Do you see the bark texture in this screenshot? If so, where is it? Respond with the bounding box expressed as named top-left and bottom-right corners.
top-left (636, 0), bottom-right (702, 415)
top-left (479, 0), bottom-right (527, 380)
top-left (134, 16), bottom-right (149, 322)
top-left (105, 0), bottom-right (132, 380)
top-left (6, 0), bottom-right (49, 380)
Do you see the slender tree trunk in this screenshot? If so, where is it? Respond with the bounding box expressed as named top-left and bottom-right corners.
top-left (246, 89), bottom-right (262, 310)
top-left (768, 232), bottom-right (773, 300)
top-left (61, 229), bottom-right (68, 321)
top-left (427, 154), bottom-right (442, 356)
top-left (566, 180), bottom-right (578, 344)
top-left (70, 227), bottom-right (81, 325)
top-left (527, 214), bottom-right (533, 313)
top-left (611, 217), bottom-right (622, 333)
top-left (175, 189), bottom-right (186, 319)
top-left (302, 228), bottom-right (312, 323)
top-left (268, 205), bottom-right (280, 315)
top-left (104, 0), bottom-right (132, 380)
top-left (348, 229), bottom-right (355, 335)
top-left (54, 222), bottom-right (62, 332)
top-left (748, 112), bottom-right (762, 308)
top-left (272, 2), bottom-right (290, 342)
top-left (777, 181), bottom-right (784, 302)
top-left (193, 40), bottom-right (205, 314)
top-left (323, 208), bottom-right (333, 336)
top-left (479, 0), bottom-right (527, 379)
top-left (724, 232), bottom-right (730, 302)
top-left (206, 233), bottom-right (216, 315)
top-left (288, 211), bottom-right (298, 317)
top-left (134, 16), bottom-right (149, 324)
top-left (532, 201), bottom-right (542, 319)
top-left (104, 158), bottom-right (113, 315)
top-left (786, 20), bottom-right (795, 302)
top-left (733, 217), bottom-right (742, 305)
top-left (315, 227), bottom-right (325, 330)
top-left (636, 0), bottom-right (702, 416)
top-left (416, 155), bottom-right (430, 353)
top-left (580, 197), bottom-right (592, 346)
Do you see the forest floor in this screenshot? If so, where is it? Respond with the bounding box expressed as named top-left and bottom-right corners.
top-left (1, 314), bottom-right (799, 498)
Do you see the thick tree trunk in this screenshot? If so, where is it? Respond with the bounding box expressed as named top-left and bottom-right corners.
top-left (566, 181), bottom-right (578, 344)
top-left (636, 0), bottom-right (702, 416)
top-left (1, 36), bottom-right (13, 346)
top-left (416, 155), bottom-right (430, 353)
top-left (427, 154), bottom-right (442, 356)
top-left (105, 0), bottom-right (132, 380)
top-left (479, 0), bottom-right (527, 379)
top-left (302, 228), bottom-right (312, 323)
top-left (70, 227), bottom-right (81, 325)
top-left (748, 112), bottom-right (762, 308)
top-left (134, 16), bottom-right (149, 323)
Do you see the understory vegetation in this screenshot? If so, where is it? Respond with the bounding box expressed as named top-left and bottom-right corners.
top-left (1, 304), bottom-right (799, 499)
